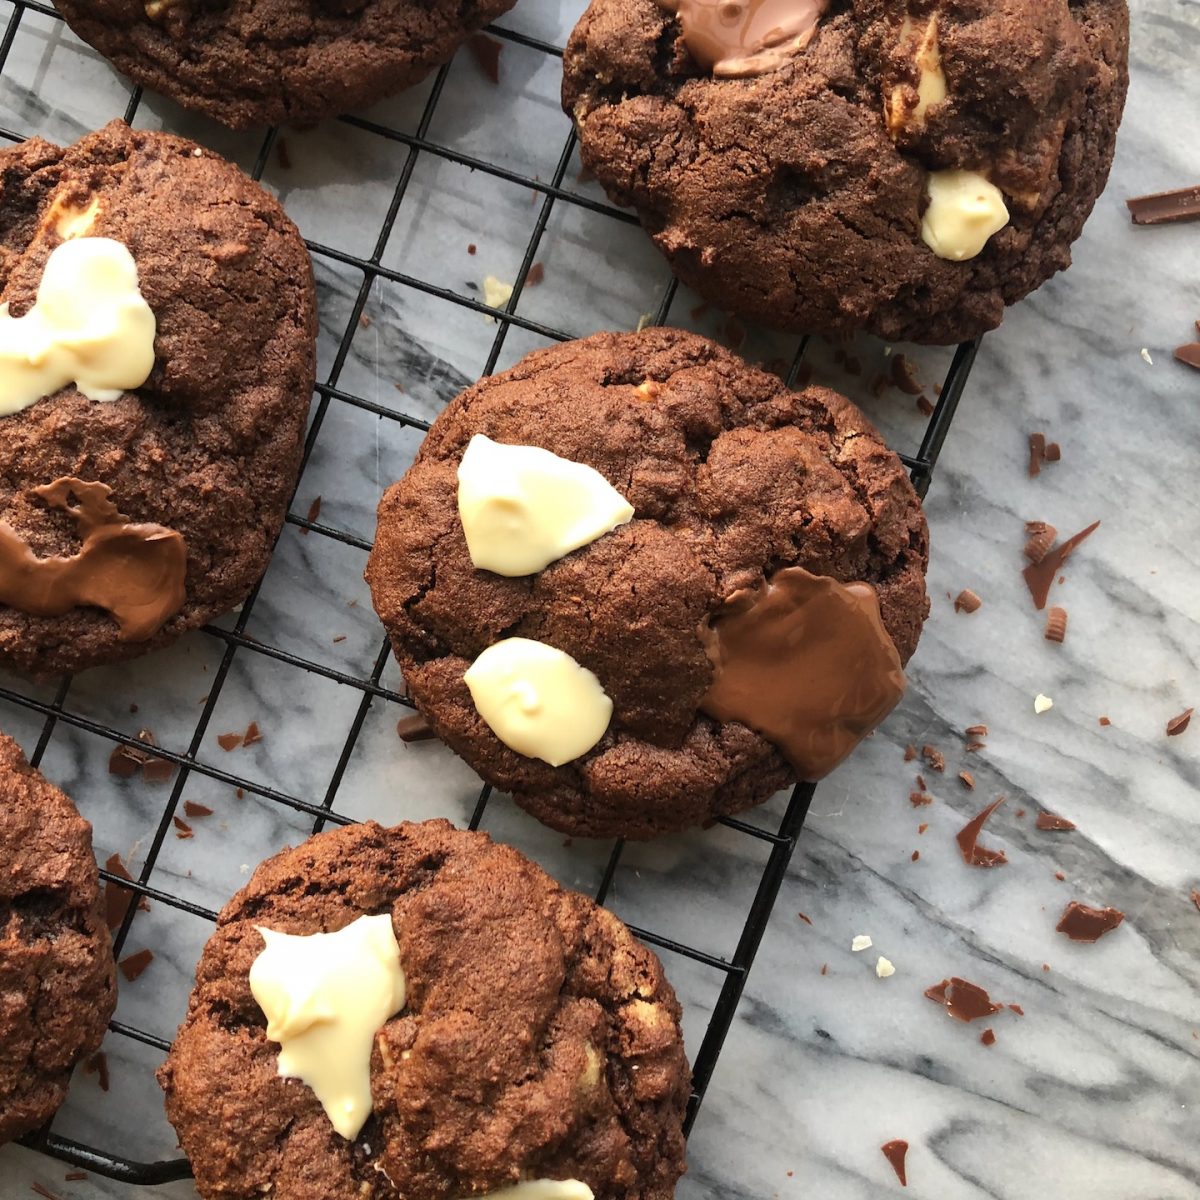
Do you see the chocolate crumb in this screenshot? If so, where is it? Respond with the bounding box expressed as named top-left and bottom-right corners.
top-left (916, 774), bottom-right (927, 790)
top-left (1044, 606), bottom-right (1068, 643)
top-left (1009, 1004), bottom-right (1024, 1016)
top-left (183, 801), bottom-right (213, 818)
top-left (925, 977), bottom-right (1003, 1023)
top-left (1055, 871), bottom-right (1066, 881)
top-left (243, 721), bottom-right (263, 747)
top-left (302, 495), bottom-right (322, 531)
top-left (1028, 432), bottom-right (1047, 478)
top-left (820, 963), bottom-right (828, 976)
top-left (910, 791), bottom-right (933, 808)
top-left (918, 823), bottom-right (928, 834)
top-left (467, 243), bottom-right (477, 255)
top-left (904, 744), bottom-right (917, 762)
top-left (1023, 521), bottom-right (1101, 610)
top-left (797, 912), bottom-right (812, 925)
top-left (1015, 808), bottom-right (1026, 818)
top-left (1056, 900), bottom-right (1125, 942)
top-left (525, 262), bottom-right (545, 286)
top-left (880, 1140), bottom-right (908, 1187)
top-left (235, 787), bottom-right (245, 799)
top-left (119, 948), bottom-right (154, 982)
top-left (916, 395), bottom-right (935, 416)
top-left (956, 797), bottom-right (1008, 867)
top-left (84, 1051), bottom-right (109, 1091)
top-left (217, 732), bottom-right (243, 751)
top-left (921, 745), bottom-right (945, 773)
top-left (1036, 813), bottom-right (1076, 831)
top-left (891, 353), bottom-right (923, 395)
top-left (1099, 716), bottom-right (1111, 727)
top-left (358, 313), bottom-right (371, 329)
top-left (467, 32), bottom-right (502, 84)
top-left (1166, 708), bottom-right (1193, 737)
top-left (1125, 184), bottom-right (1200, 225)
top-left (1045, 442), bottom-right (1062, 462)
top-left (1043, 963), bottom-right (1051, 972)
top-left (911, 850), bottom-right (920, 862)
top-left (980, 1028), bottom-right (997, 1047)
top-left (958, 771), bottom-right (975, 790)
top-left (954, 588), bottom-right (982, 614)
top-left (396, 713), bottom-right (435, 743)
top-left (1175, 344), bottom-right (1200, 371)
top-left (965, 724), bottom-right (988, 737)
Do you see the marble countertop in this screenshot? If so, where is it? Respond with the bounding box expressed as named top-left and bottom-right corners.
top-left (1, 1), bottom-right (1198, 1197)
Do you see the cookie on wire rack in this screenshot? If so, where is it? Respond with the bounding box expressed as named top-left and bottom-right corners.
top-left (562, 0), bottom-right (1130, 345)
top-left (52, 0), bottom-right (521, 130)
top-left (0, 733), bottom-right (117, 1146)
top-left (159, 819), bottom-right (689, 1200)
top-left (0, 120), bottom-right (315, 677)
top-left (366, 327), bottom-right (929, 840)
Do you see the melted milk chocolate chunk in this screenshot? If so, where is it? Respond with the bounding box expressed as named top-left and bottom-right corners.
top-left (699, 566), bottom-right (905, 780)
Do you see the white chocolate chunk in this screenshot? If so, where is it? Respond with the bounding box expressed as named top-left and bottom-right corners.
top-left (249, 914), bottom-right (406, 1140)
top-left (47, 194), bottom-right (102, 240)
top-left (1034, 693), bottom-right (1054, 714)
top-left (457, 435), bottom-right (634, 576)
top-left (464, 637), bottom-right (613, 766)
top-left (886, 15), bottom-right (947, 134)
top-left (460, 1182), bottom-right (594, 1200)
top-left (483, 274), bottom-right (513, 320)
top-left (851, 934), bottom-right (873, 952)
top-left (876, 956), bottom-right (896, 978)
top-left (0, 237), bottom-right (155, 416)
top-left (921, 170), bottom-right (1010, 262)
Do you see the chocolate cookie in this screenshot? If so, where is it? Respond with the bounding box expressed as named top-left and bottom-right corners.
top-left (562, 0), bottom-right (1129, 345)
top-left (0, 733), bottom-right (116, 1145)
top-left (0, 121), bottom-right (316, 677)
top-left (366, 328), bottom-right (928, 839)
top-left (159, 819), bottom-right (689, 1200)
top-left (52, 0), bottom-right (520, 130)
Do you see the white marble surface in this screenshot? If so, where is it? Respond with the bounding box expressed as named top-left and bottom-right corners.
top-left (1, 1), bottom-right (1198, 1197)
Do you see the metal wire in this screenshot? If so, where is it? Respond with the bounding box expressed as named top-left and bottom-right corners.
top-left (0, 2), bottom-right (979, 1182)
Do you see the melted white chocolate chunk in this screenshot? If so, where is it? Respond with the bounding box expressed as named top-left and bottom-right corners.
top-left (0, 237), bottom-right (155, 417)
top-left (921, 170), bottom-right (1009, 261)
top-left (886, 15), bottom-right (947, 135)
top-left (457, 435), bottom-right (634, 577)
top-left (463, 637), bottom-right (613, 766)
top-left (249, 914), bottom-right (406, 1140)
top-left (464, 1184), bottom-right (594, 1200)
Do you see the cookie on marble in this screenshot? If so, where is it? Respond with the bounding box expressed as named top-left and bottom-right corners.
top-left (0, 120), bottom-right (316, 677)
top-left (52, 0), bottom-right (520, 130)
top-left (0, 733), bottom-right (117, 1145)
top-left (158, 819), bottom-right (689, 1200)
top-left (365, 328), bottom-right (928, 839)
top-left (561, 0), bottom-right (1129, 345)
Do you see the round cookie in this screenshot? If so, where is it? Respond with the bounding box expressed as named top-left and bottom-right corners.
top-left (0, 733), bottom-right (116, 1145)
top-left (158, 819), bottom-right (690, 1200)
top-left (52, 0), bottom-right (520, 130)
top-left (562, 0), bottom-right (1129, 345)
top-left (366, 328), bottom-right (929, 839)
top-left (0, 120), bottom-right (316, 677)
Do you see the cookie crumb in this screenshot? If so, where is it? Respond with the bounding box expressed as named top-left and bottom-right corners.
top-left (482, 275), bottom-right (513, 317)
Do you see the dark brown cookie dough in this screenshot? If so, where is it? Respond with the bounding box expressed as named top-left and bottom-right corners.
top-left (159, 819), bottom-right (689, 1200)
top-left (52, 0), bottom-right (520, 130)
top-left (0, 733), bottom-right (116, 1145)
top-left (366, 328), bottom-right (928, 839)
top-left (0, 120), bottom-right (315, 677)
top-left (562, 0), bottom-right (1129, 345)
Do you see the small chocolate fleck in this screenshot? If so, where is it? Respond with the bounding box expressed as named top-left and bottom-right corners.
top-left (64, 1173), bottom-right (88, 1183)
top-left (956, 797), bottom-right (1008, 867)
top-left (922, 745), bottom-right (945, 773)
top-left (1099, 716), bottom-right (1111, 727)
top-left (467, 243), bottom-right (477, 255)
top-left (980, 1028), bottom-right (997, 1046)
top-left (119, 948), bottom-right (154, 982)
top-left (925, 977), bottom-right (1003, 1023)
top-left (1175, 344), bottom-right (1200, 370)
top-left (396, 713), bottom-right (435, 743)
top-left (1044, 606), bottom-right (1068, 644)
top-left (797, 912), bottom-right (813, 925)
top-left (467, 32), bottom-right (503, 84)
top-left (1023, 522), bottom-right (1101, 610)
top-left (1190, 890), bottom-right (1200, 913)
top-left (954, 589), bottom-right (982, 614)
top-left (1125, 184), bottom-right (1200, 225)
top-left (965, 740), bottom-right (986, 752)
top-left (910, 791), bottom-right (933, 808)
top-left (911, 850), bottom-right (920, 862)
top-left (916, 774), bottom-right (927, 790)
top-left (1016, 808), bottom-right (1026, 818)
top-left (332, 634), bottom-right (347, 643)
top-left (820, 963), bottom-right (828, 976)
top-left (1036, 813), bottom-right (1076, 831)
top-left (891, 353), bottom-right (923, 395)
top-left (918, 823), bottom-right (928, 834)
top-left (958, 770), bottom-right (975, 790)
top-left (904, 744), bottom-right (917, 762)
top-left (183, 801), bottom-right (213, 818)
top-left (1056, 900), bottom-right (1124, 943)
top-left (172, 816), bottom-right (193, 839)
top-left (235, 786), bottom-right (245, 799)
top-left (880, 1139), bottom-right (909, 1187)
top-left (217, 732), bottom-right (243, 751)
top-left (302, 495), bottom-right (322, 532)
top-left (525, 262), bottom-right (545, 286)
top-left (1055, 871), bottom-right (1066, 881)
top-left (1045, 442), bottom-right (1062, 462)
top-left (358, 313), bottom-right (371, 330)
top-left (1166, 708), bottom-right (1193, 737)
top-left (84, 1051), bottom-right (109, 1092)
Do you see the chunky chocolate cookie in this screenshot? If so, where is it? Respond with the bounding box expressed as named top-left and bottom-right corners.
top-left (0, 733), bottom-right (116, 1145)
top-left (366, 328), bottom-right (928, 839)
top-left (562, 0), bottom-right (1129, 345)
top-left (0, 121), bottom-right (315, 677)
top-left (159, 819), bottom-right (689, 1200)
top-left (52, 0), bottom-right (519, 130)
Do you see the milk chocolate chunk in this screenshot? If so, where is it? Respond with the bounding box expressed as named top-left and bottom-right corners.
top-left (924, 977), bottom-right (1002, 1023)
top-left (0, 477), bottom-right (185, 641)
top-left (1125, 185), bottom-right (1200, 225)
top-left (657, 0), bottom-right (828, 77)
top-left (1056, 901), bottom-right (1124, 942)
top-left (698, 566), bottom-right (905, 780)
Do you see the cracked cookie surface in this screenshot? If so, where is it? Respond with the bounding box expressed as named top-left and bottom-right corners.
top-left (159, 819), bottom-right (689, 1200)
top-left (366, 328), bottom-right (929, 839)
top-left (562, 0), bottom-right (1129, 344)
top-left (52, 0), bottom-right (519, 129)
top-left (0, 121), bottom-right (315, 676)
top-left (0, 733), bottom-right (116, 1145)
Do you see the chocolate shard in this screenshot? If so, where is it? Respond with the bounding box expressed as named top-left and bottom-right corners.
top-left (880, 1140), bottom-right (909, 1187)
top-left (118, 948), bottom-right (154, 982)
top-left (956, 797), bottom-right (1008, 867)
top-left (1036, 812), bottom-right (1076, 831)
top-left (1176, 344), bottom-right (1200, 371)
top-left (1056, 900), bottom-right (1124, 942)
top-left (924, 977), bottom-right (1003, 1022)
top-left (1126, 184), bottom-right (1200, 225)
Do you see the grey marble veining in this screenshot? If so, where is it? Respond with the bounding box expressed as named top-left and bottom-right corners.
top-left (1, 1), bottom-right (1199, 1197)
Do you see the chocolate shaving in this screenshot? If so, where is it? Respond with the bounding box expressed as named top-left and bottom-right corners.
top-left (31, 1183), bottom-right (63, 1200)
top-left (956, 797), bottom-right (1008, 867)
top-left (1023, 521), bottom-right (1058, 565)
top-left (173, 815), bottom-right (193, 839)
top-left (965, 724), bottom-right (988, 738)
top-left (1056, 900), bottom-right (1125, 943)
top-left (1028, 432), bottom-right (1047, 477)
top-left (1125, 184), bottom-right (1200, 225)
top-left (921, 745), bottom-right (945, 773)
top-left (1023, 521), bottom-right (1101, 610)
top-left (301, 495), bottom-right (322, 532)
top-left (958, 771), bottom-right (975, 790)
top-left (797, 912), bottom-right (812, 925)
top-left (924, 977), bottom-right (1003, 1022)
top-left (1037, 813), bottom-right (1076, 831)
top-left (954, 588), bottom-right (982, 614)
top-left (980, 1028), bottom-right (997, 1046)
top-left (891, 353), bottom-right (923, 395)
top-left (467, 243), bottom-right (477, 255)
top-left (1175, 344), bottom-right (1200, 370)
top-left (467, 32), bottom-right (503, 84)
top-left (107, 743), bottom-right (142, 778)
top-left (142, 756), bottom-right (175, 783)
top-left (820, 963), bottom-right (828, 975)
top-left (1044, 606), bottom-right (1068, 643)
top-left (880, 1139), bottom-right (909, 1187)
top-left (119, 948), bottom-right (154, 982)
top-left (1166, 708), bottom-right (1193, 737)
top-left (396, 713), bottom-right (435, 743)
top-left (64, 1173), bottom-right (88, 1182)
top-left (84, 1051), bottom-right (109, 1091)
top-left (183, 801), bottom-right (213, 818)
top-left (916, 774), bottom-right (926, 790)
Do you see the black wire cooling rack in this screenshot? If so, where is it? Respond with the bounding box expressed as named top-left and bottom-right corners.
top-left (0, 0), bottom-right (979, 1186)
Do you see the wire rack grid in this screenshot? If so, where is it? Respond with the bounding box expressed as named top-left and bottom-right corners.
top-left (0, 0), bottom-right (978, 1188)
